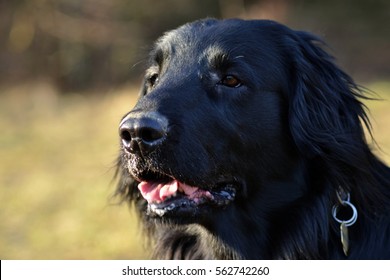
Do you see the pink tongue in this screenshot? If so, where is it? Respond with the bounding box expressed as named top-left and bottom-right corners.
top-left (138, 180), bottom-right (198, 203)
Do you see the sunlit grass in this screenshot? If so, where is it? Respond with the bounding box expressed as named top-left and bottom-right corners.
top-left (364, 81), bottom-right (390, 163)
top-left (0, 80), bottom-right (388, 259)
top-left (0, 83), bottom-right (147, 259)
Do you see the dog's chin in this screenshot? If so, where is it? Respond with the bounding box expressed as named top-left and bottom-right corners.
top-left (132, 169), bottom-right (238, 223)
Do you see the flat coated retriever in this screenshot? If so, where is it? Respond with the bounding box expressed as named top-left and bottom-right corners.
top-left (116, 18), bottom-right (390, 259)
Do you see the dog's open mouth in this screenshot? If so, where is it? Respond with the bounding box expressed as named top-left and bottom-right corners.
top-left (136, 172), bottom-right (236, 217)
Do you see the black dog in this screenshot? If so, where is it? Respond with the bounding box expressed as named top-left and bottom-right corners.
top-left (117, 18), bottom-right (390, 259)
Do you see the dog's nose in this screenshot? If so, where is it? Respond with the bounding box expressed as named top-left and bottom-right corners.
top-left (119, 112), bottom-right (168, 155)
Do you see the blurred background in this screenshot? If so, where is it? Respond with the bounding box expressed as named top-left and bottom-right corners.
top-left (0, 0), bottom-right (389, 259)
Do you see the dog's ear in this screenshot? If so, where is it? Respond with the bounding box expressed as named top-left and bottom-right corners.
top-left (286, 31), bottom-right (370, 162)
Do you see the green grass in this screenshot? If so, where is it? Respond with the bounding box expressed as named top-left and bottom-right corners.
top-left (0, 81), bottom-right (389, 259)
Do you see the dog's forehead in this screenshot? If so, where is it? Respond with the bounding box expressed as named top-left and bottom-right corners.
top-left (158, 20), bottom-right (242, 52)
top-left (154, 19), bottom-right (286, 62)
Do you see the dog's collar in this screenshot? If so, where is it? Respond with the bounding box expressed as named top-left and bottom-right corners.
top-left (332, 189), bottom-right (358, 256)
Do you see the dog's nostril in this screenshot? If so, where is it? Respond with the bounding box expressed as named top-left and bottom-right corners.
top-left (120, 129), bottom-right (132, 143)
top-left (138, 127), bottom-right (165, 144)
top-left (119, 112), bottom-right (168, 155)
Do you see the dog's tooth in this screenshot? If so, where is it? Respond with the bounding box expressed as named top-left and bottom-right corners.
top-left (205, 191), bottom-right (214, 199)
top-left (155, 208), bottom-right (165, 217)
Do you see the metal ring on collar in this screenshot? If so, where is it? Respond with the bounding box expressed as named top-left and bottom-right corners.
top-left (332, 200), bottom-right (358, 227)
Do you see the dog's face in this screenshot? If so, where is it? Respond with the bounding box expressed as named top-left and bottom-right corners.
top-left (117, 19), bottom-right (389, 260)
top-left (119, 19), bottom-right (301, 224)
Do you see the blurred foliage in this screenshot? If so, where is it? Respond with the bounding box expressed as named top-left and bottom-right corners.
top-left (0, 0), bottom-right (389, 91)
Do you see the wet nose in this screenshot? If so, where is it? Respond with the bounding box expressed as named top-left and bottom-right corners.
top-left (119, 112), bottom-right (168, 155)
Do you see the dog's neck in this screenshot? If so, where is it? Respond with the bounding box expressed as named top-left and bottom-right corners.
top-left (195, 163), bottom-right (336, 259)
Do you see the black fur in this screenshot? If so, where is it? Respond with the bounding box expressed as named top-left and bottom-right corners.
top-left (116, 19), bottom-right (390, 259)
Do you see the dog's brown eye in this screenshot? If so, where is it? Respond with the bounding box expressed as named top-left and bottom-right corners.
top-left (149, 73), bottom-right (159, 87)
top-left (220, 75), bottom-right (242, 88)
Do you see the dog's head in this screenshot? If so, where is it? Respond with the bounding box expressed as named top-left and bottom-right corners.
top-left (117, 19), bottom-right (369, 226)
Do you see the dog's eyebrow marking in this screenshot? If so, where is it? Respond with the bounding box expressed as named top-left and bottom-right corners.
top-left (152, 37), bottom-right (174, 66)
top-left (202, 45), bottom-right (231, 69)
top-left (150, 43), bottom-right (173, 75)
top-left (201, 46), bottom-right (245, 71)
top-left (155, 49), bottom-right (164, 65)
top-left (151, 48), bottom-right (165, 66)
